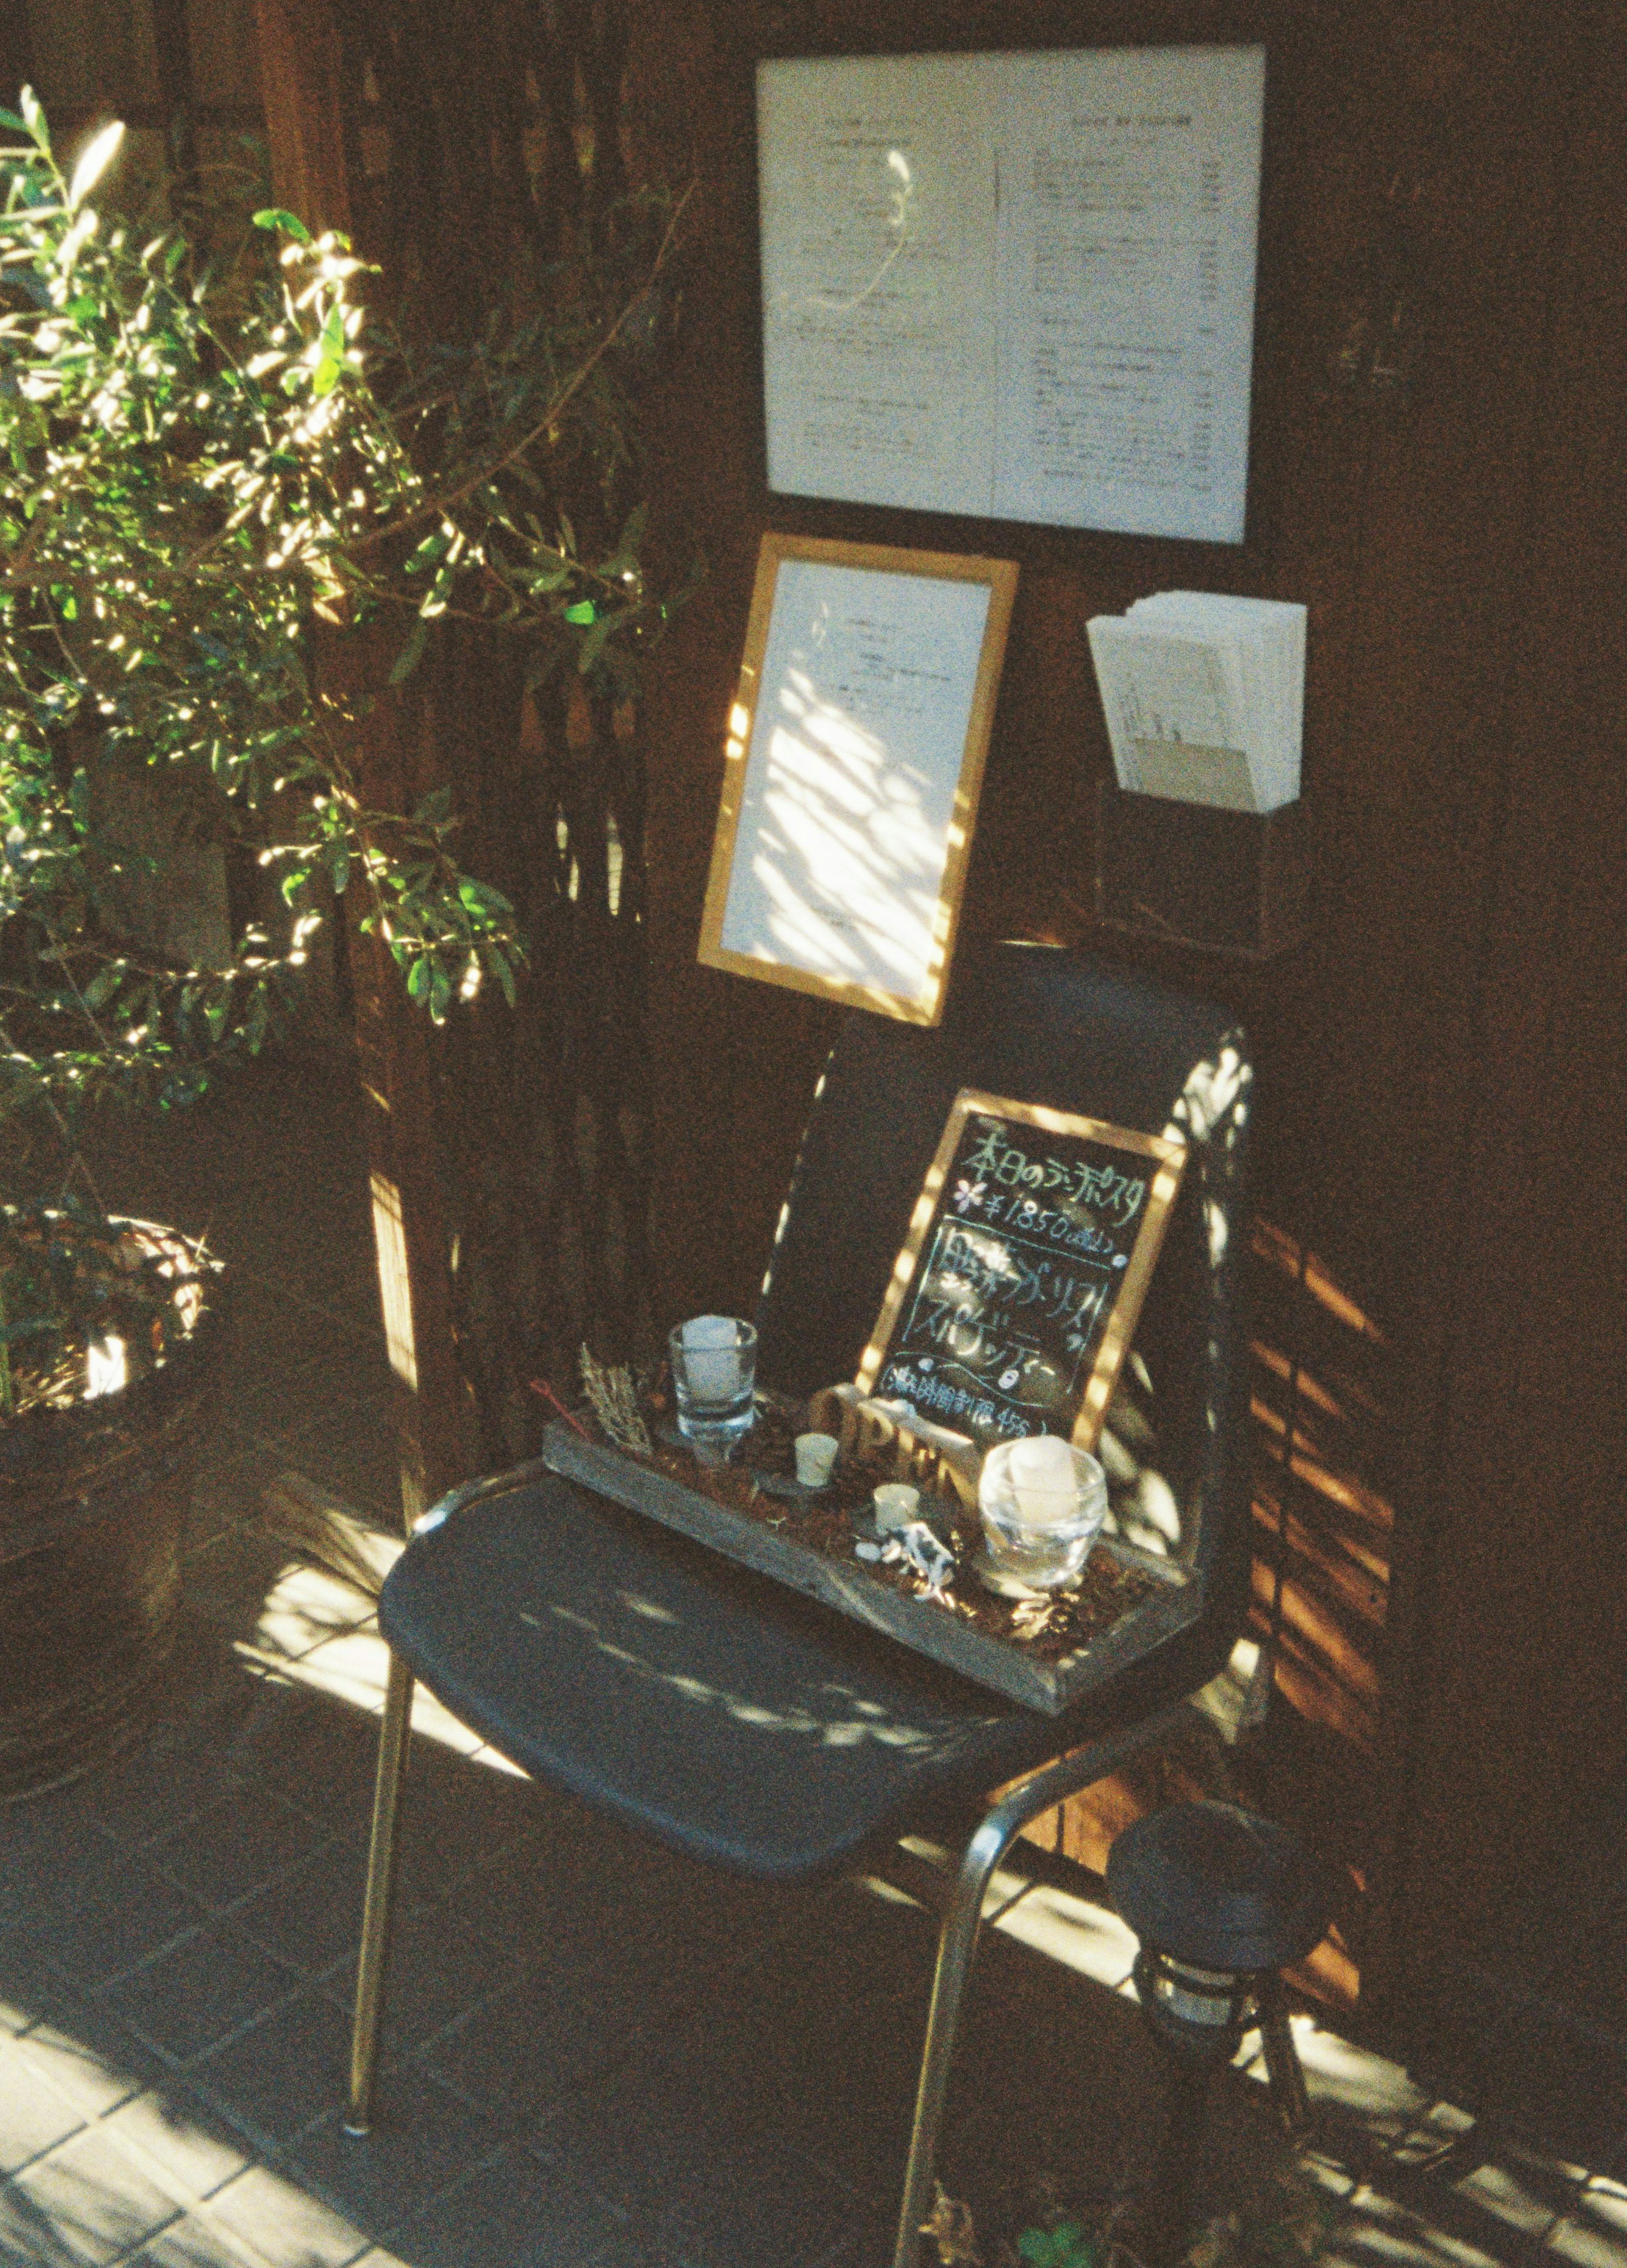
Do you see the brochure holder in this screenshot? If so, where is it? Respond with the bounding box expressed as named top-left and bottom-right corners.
top-left (1094, 781), bottom-right (1308, 960)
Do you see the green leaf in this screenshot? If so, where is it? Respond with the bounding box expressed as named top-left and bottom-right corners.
top-left (406, 955), bottom-right (430, 1005)
top-left (68, 120), bottom-right (125, 210)
top-left (19, 85), bottom-right (48, 148)
top-left (389, 619), bottom-right (428, 685)
top-left (576, 611), bottom-right (614, 675)
top-left (487, 943), bottom-right (517, 1009)
top-left (412, 785), bottom-right (453, 827)
top-left (252, 208), bottom-right (312, 244)
top-left (428, 959), bottom-right (451, 1021)
top-left (82, 959), bottom-right (123, 1011)
top-left (328, 840), bottom-right (351, 895)
top-left (564, 600), bottom-right (596, 626)
top-left (457, 878), bottom-right (513, 918)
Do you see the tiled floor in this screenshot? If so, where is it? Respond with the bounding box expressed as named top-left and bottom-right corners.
top-left (2, 1045), bottom-right (1624, 2268)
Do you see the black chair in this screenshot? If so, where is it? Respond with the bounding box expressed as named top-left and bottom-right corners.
top-left (343, 944), bottom-right (1255, 2268)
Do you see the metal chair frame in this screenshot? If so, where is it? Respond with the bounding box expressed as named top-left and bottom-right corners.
top-left (342, 1456), bottom-right (1199, 2268)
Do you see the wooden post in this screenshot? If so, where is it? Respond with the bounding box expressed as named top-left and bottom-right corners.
top-left (255, 0), bottom-right (471, 1525)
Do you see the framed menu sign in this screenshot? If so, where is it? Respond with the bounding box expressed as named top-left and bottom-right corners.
top-left (855, 1090), bottom-right (1186, 1452)
top-left (698, 534), bottom-right (1017, 1025)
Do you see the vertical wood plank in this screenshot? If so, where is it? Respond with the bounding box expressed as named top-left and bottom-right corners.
top-left (1386, 0), bottom-right (1627, 2031)
top-left (255, 0), bottom-right (471, 1523)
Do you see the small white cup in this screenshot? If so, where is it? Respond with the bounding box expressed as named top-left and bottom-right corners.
top-left (873, 1482), bottom-right (920, 1534)
top-left (794, 1432), bottom-right (839, 1488)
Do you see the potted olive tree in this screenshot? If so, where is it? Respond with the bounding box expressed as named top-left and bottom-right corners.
top-left (0, 94), bottom-right (691, 1795)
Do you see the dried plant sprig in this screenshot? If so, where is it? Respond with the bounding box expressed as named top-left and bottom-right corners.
top-left (578, 1345), bottom-right (652, 1456)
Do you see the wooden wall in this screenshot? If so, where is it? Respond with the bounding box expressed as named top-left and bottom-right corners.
top-left (50, 0), bottom-right (1618, 2067)
top-left (625, 0), bottom-right (1627, 2041)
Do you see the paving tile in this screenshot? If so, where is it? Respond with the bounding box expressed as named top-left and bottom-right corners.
top-left (102, 2086), bottom-right (255, 2204)
top-left (0, 2035), bottom-right (87, 2174)
top-left (1548, 2215), bottom-right (1627, 2267)
top-left (1454, 2160), bottom-right (1564, 2240)
top-left (262, 1630), bottom-right (487, 1772)
top-left (227, 1698), bottom-right (379, 1829)
top-left (1291, 2018), bottom-right (1434, 2135)
top-left (388, 2142), bottom-right (626, 2268)
top-left (1391, 2099), bottom-right (1481, 2169)
top-left (390, 1756), bottom-right (544, 1907)
top-left (0, 1793), bottom-right (112, 1927)
top-left (1582, 2184), bottom-right (1627, 2229)
top-left (0, 1921), bottom-right (75, 2035)
top-left (1333, 2177), bottom-right (1511, 2268)
top-left (125, 2211), bottom-right (256, 2267)
top-left (454, 1811), bottom-right (820, 2006)
top-left (421, 1957), bottom-right (659, 2118)
top-left (987, 1878), bottom-right (1142, 1991)
top-left (205, 2163), bottom-right (375, 2268)
top-left (10, 1995), bottom-right (159, 2119)
top-left (183, 1525), bottom-right (317, 1646)
top-left (216, 1327), bottom-right (378, 1452)
top-left (150, 1789), bottom-right (330, 1916)
top-left (236, 1555), bottom-right (380, 1674)
top-left (530, 1996), bottom-right (832, 2214)
top-left (319, 1906), bottom-right (517, 2055)
top-left (287, 2072), bottom-right (506, 2237)
top-left (76, 1734), bottom-right (243, 1852)
top-left (625, 2134), bottom-right (857, 2268)
top-left (191, 1989), bottom-right (352, 2154)
top-left (0, 2126), bottom-right (183, 2265)
top-left (18, 1847), bottom-right (203, 1994)
top-left (105, 1922), bottom-right (301, 2065)
top-left (230, 1834), bottom-right (397, 1984)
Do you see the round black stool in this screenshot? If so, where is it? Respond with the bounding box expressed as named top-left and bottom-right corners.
top-left (1107, 1801), bottom-right (1338, 2262)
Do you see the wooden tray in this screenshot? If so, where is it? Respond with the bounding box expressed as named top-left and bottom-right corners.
top-left (540, 1422), bottom-right (1199, 1714)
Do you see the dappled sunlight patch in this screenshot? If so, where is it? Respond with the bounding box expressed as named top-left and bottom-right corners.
top-left (990, 1878), bottom-right (1141, 1989)
top-left (245, 1558), bottom-right (385, 1666)
top-left (1262, 2016), bottom-right (1430, 2124)
top-left (233, 1622), bottom-right (486, 1760)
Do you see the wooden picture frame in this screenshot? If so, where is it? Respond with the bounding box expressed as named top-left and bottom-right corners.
top-left (855, 1089), bottom-right (1187, 1452)
top-left (697, 533), bottom-right (1018, 1025)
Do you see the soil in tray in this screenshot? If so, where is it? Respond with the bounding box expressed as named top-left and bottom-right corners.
top-left (630, 1395), bottom-right (1164, 1668)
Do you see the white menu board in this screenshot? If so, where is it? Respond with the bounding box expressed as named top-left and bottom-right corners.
top-left (698, 536), bottom-right (1018, 1024)
top-left (758, 46), bottom-right (1265, 544)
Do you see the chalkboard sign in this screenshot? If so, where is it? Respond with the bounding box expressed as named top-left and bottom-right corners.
top-left (855, 1090), bottom-right (1186, 1453)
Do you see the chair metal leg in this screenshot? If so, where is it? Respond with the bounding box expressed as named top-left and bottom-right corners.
top-left (891, 1813), bottom-right (1013, 2268)
top-left (344, 1650), bottom-right (415, 2136)
top-left (889, 1699), bottom-right (1198, 2268)
top-left (1255, 1972), bottom-right (1311, 2137)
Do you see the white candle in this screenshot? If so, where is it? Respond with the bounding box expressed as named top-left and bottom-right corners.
top-left (1008, 1435), bottom-right (1082, 1530)
top-left (795, 1433), bottom-right (839, 1486)
top-left (873, 1483), bottom-right (920, 1533)
top-left (680, 1314), bottom-right (744, 1401)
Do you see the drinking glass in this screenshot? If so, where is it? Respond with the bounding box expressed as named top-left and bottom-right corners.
top-left (668, 1317), bottom-right (758, 1462)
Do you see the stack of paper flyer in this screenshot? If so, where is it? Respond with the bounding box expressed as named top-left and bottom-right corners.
top-left (1086, 593), bottom-right (1306, 814)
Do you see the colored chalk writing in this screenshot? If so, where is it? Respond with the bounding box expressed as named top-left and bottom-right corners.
top-left (858, 1090), bottom-right (1185, 1452)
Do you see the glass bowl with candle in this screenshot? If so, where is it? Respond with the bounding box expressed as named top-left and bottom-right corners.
top-left (667, 1316), bottom-right (758, 1462)
top-left (977, 1433), bottom-right (1109, 1591)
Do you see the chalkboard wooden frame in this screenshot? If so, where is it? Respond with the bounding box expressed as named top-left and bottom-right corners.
top-left (855, 1088), bottom-right (1187, 1451)
top-left (697, 533), bottom-right (1018, 1025)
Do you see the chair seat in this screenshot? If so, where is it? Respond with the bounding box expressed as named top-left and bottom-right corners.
top-left (383, 1467), bottom-right (1221, 1884)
